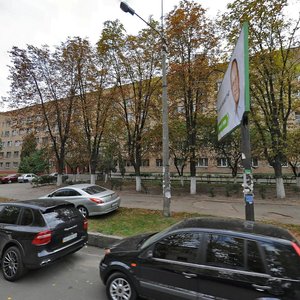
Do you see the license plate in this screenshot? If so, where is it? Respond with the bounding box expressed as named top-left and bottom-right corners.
top-left (63, 233), bottom-right (77, 243)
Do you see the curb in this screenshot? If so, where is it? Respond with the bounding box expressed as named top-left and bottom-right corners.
top-left (87, 232), bottom-right (122, 248)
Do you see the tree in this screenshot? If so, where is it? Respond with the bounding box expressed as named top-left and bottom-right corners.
top-left (72, 37), bottom-right (113, 184)
top-left (286, 128), bottom-right (300, 187)
top-left (166, 0), bottom-right (218, 194)
top-left (8, 38), bottom-right (81, 185)
top-left (20, 133), bottom-right (37, 161)
top-left (100, 20), bottom-right (162, 192)
top-left (220, 0), bottom-right (300, 198)
top-left (18, 149), bottom-right (49, 174)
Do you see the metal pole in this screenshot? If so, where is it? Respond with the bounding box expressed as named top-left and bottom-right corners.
top-left (162, 43), bottom-right (171, 217)
top-left (120, 1), bottom-right (171, 216)
top-left (241, 114), bottom-right (255, 221)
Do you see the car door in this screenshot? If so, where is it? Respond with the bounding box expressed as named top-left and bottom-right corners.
top-left (197, 233), bottom-right (275, 300)
top-left (137, 231), bottom-right (202, 300)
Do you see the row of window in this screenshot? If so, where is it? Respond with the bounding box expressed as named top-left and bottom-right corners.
top-left (0, 162), bottom-right (19, 168)
top-left (125, 158), bottom-right (261, 168)
top-left (1, 137), bottom-right (49, 149)
top-left (0, 151), bottom-right (19, 159)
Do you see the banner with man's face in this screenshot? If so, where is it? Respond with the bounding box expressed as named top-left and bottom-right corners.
top-left (217, 23), bottom-right (250, 141)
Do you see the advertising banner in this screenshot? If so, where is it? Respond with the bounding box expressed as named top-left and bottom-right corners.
top-left (217, 23), bottom-right (250, 141)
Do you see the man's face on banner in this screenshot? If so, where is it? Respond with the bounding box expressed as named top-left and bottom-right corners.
top-left (230, 59), bottom-right (240, 111)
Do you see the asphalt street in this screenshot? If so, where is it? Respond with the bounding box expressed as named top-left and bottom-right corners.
top-left (0, 246), bottom-right (107, 300)
top-left (1, 182), bottom-right (299, 225)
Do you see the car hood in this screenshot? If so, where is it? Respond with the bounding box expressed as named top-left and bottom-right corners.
top-left (110, 232), bottom-right (155, 252)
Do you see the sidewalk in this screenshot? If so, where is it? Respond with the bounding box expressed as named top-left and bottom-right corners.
top-left (118, 190), bottom-right (300, 225)
top-left (1, 183), bottom-right (299, 225)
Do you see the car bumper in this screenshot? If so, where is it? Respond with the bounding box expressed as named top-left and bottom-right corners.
top-left (23, 234), bottom-right (88, 269)
top-left (88, 197), bottom-right (121, 216)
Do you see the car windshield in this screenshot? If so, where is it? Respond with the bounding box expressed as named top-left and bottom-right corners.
top-left (82, 185), bottom-right (107, 195)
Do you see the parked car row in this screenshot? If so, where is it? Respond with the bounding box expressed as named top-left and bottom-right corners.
top-left (0, 173), bottom-right (68, 184)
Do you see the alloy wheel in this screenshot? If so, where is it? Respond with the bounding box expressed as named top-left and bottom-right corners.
top-left (109, 277), bottom-right (132, 300)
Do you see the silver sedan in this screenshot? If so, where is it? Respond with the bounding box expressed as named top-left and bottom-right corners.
top-left (39, 184), bottom-right (121, 218)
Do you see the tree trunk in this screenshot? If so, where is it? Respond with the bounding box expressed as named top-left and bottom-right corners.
top-left (274, 160), bottom-right (285, 199)
top-left (136, 176), bottom-right (142, 192)
top-left (90, 174), bottom-right (96, 185)
top-left (57, 174), bottom-right (63, 186)
top-left (180, 176), bottom-right (184, 187)
top-left (190, 177), bottom-right (197, 195)
top-left (276, 177), bottom-right (286, 199)
top-left (296, 176), bottom-right (300, 188)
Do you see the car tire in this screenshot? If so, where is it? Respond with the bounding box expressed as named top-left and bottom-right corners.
top-left (106, 272), bottom-right (137, 300)
top-left (78, 206), bottom-right (89, 218)
top-left (1, 246), bottom-right (26, 281)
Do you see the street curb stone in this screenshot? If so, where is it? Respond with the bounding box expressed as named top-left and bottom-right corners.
top-left (88, 232), bottom-right (122, 248)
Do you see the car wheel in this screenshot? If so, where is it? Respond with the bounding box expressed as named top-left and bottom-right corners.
top-left (106, 272), bottom-right (137, 300)
top-left (2, 246), bottom-right (26, 281)
top-left (78, 206), bottom-right (89, 218)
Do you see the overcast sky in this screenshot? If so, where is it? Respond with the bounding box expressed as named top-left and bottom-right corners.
top-left (0, 0), bottom-right (298, 111)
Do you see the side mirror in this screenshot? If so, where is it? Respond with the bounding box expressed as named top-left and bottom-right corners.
top-left (48, 194), bottom-right (53, 198)
top-left (146, 250), bottom-right (153, 259)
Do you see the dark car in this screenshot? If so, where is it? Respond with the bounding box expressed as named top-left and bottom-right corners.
top-left (0, 199), bottom-right (88, 281)
top-left (1, 174), bottom-right (20, 184)
top-left (100, 217), bottom-right (300, 300)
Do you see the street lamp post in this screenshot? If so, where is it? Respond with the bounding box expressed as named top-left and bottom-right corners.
top-left (120, 1), bottom-right (171, 217)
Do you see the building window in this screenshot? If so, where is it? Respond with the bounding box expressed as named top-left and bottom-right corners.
top-left (13, 151), bottom-right (19, 158)
top-left (0, 162), bottom-right (3, 168)
top-left (6, 152), bottom-right (11, 158)
top-left (13, 162), bottom-right (19, 168)
top-left (0, 152), bottom-right (4, 159)
top-left (4, 131), bottom-right (10, 137)
top-left (141, 159), bottom-right (149, 167)
top-left (7, 141), bottom-right (12, 147)
top-left (156, 159), bottom-right (162, 167)
top-left (5, 162), bottom-right (10, 168)
top-left (42, 137), bottom-right (49, 144)
top-left (15, 140), bottom-right (22, 147)
top-left (196, 157), bottom-right (208, 167)
top-left (217, 157), bottom-right (228, 167)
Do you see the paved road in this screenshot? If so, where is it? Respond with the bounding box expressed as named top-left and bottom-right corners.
top-left (1, 182), bottom-right (300, 224)
top-left (0, 246), bottom-right (107, 300)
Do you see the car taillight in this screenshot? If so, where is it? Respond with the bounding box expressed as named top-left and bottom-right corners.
top-left (89, 197), bottom-right (104, 204)
top-left (32, 230), bottom-right (52, 246)
top-left (292, 242), bottom-right (300, 256)
top-left (83, 218), bottom-right (88, 230)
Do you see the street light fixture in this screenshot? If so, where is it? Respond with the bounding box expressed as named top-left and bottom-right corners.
top-left (120, 1), bottom-right (171, 217)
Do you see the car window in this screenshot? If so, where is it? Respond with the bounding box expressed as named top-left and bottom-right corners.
top-left (20, 208), bottom-right (34, 226)
top-left (247, 240), bottom-right (265, 273)
top-left (206, 234), bottom-right (244, 269)
top-left (0, 206), bottom-right (21, 224)
top-left (153, 232), bottom-right (201, 263)
top-left (261, 241), bottom-right (300, 279)
top-left (43, 206), bottom-right (80, 228)
top-left (52, 190), bottom-right (68, 197)
top-left (52, 189), bottom-right (81, 197)
top-left (82, 185), bottom-right (106, 195)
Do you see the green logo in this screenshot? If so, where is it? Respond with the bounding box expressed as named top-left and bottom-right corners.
top-left (218, 114), bottom-right (229, 134)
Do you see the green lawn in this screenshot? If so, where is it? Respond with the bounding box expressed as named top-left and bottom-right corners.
top-left (88, 207), bottom-right (300, 239)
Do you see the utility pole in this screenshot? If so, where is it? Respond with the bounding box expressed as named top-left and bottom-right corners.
top-left (120, 1), bottom-right (171, 216)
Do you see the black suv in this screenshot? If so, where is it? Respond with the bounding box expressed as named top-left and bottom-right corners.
top-left (100, 217), bottom-right (300, 300)
top-left (0, 199), bottom-right (88, 281)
